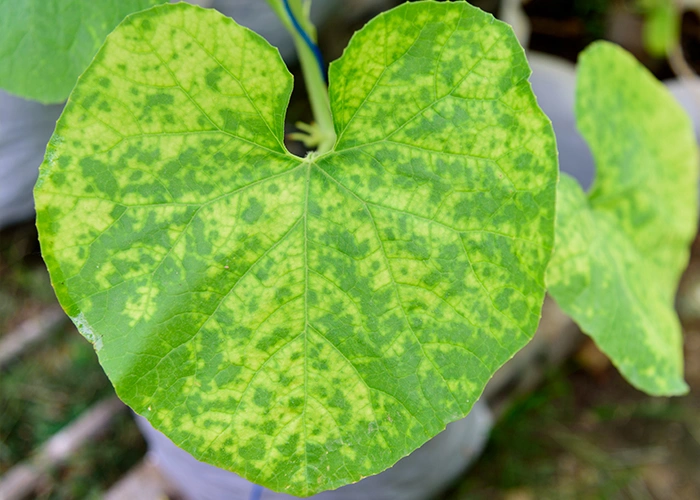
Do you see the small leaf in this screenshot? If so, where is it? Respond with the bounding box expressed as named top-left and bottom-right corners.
top-left (35, 2), bottom-right (557, 495)
top-left (546, 42), bottom-right (698, 396)
top-left (0, 0), bottom-right (166, 103)
top-left (639, 0), bottom-right (679, 57)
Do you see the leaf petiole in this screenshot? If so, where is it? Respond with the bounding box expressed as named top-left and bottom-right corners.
top-left (265, 0), bottom-right (336, 154)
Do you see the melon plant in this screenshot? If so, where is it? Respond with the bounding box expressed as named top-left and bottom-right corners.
top-left (1, 0), bottom-right (694, 496)
top-left (546, 42), bottom-right (697, 396)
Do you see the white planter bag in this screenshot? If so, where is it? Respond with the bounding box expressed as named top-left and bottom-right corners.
top-left (135, 401), bottom-right (492, 500)
top-left (0, 92), bottom-right (62, 229)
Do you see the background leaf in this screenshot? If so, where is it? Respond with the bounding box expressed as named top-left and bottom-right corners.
top-left (0, 0), bottom-right (166, 103)
top-left (638, 0), bottom-right (679, 57)
top-left (35, 1), bottom-right (557, 495)
top-left (546, 41), bottom-right (699, 396)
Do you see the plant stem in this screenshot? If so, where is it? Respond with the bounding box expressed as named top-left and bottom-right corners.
top-left (265, 0), bottom-right (336, 154)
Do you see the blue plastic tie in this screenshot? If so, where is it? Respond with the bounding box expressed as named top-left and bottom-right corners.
top-left (249, 484), bottom-right (264, 500)
top-left (282, 0), bottom-right (327, 83)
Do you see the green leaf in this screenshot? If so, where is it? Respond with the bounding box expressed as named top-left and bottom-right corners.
top-left (546, 42), bottom-right (698, 396)
top-left (35, 1), bottom-right (557, 495)
top-left (638, 0), bottom-right (679, 57)
top-left (0, 0), bottom-right (166, 103)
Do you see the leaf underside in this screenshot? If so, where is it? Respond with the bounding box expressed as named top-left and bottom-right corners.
top-left (0, 0), bottom-right (166, 103)
top-left (546, 42), bottom-right (699, 396)
top-left (35, 2), bottom-right (557, 495)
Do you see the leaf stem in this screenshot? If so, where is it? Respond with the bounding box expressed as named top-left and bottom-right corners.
top-left (265, 0), bottom-right (336, 154)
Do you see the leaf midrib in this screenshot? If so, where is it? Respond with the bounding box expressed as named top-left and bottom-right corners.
top-left (302, 159), bottom-right (311, 493)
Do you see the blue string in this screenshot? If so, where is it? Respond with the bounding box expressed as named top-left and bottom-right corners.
top-left (282, 0), bottom-right (327, 83)
top-left (249, 484), bottom-right (264, 500)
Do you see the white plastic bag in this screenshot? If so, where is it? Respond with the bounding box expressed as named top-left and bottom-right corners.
top-left (135, 400), bottom-right (492, 500)
top-left (0, 92), bottom-right (62, 229)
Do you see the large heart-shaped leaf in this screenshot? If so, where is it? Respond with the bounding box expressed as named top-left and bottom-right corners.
top-left (35, 1), bottom-right (557, 495)
top-left (546, 42), bottom-right (698, 396)
top-left (0, 0), bottom-right (166, 103)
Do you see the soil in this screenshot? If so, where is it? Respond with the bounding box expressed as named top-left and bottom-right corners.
top-left (440, 332), bottom-right (700, 499)
top-left (0, 223), bottom-right (146, 495)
